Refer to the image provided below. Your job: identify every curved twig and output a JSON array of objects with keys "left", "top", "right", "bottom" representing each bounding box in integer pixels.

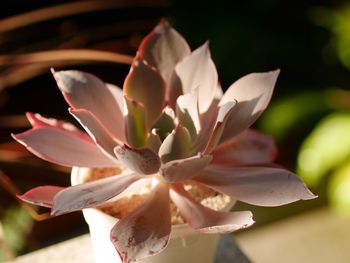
[{"left": 0, "top": 0, "right": 169, "bottom": 33}]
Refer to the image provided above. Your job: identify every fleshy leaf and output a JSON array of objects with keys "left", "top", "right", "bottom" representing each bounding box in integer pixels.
[
  {"left": 18, "top": 186, "right": 64, "bottom": 208},
  {"left": 170, "top": 42, "right": 218, "bottom": 113},
  {"left": 146, "top": 129, "right": 162, "bottom": 153},
  {"left": 170, "top": 184, "right": 254, "bottom": 233},
  {"left": 204, "top": 101, "right": 236, "bottom": 154},
  {"left": 219, "top": 70, "right": 280, "bottom": 142},
  {"left": 114, "top": 145, "right": 160, "bottom": 175},
  {"left": 124, "top": 60, "right": 165, "bottom": 128},
  {"left": 70, "top": 108, "right": 120, "bottom": 159},
  {"left": 176, "top": 91, "right": 201, "bottom": 139},
  {"left": 106, "top": 83, "right": 124, "bottom": 116},
  {"left": 160, "top": 154, "right": 212, "bottom": 182},
  {"left": 12, "top": 114, "right": 117, "bottom": 167},
  {"left": 158, "top": 125, "right": 191, "bottom": 163},
  {"left": 138, "top": 20, "right": 191, "bottom": 87},
  {"left": 25, "top": 112, "right": 91, "bottom": 140},
  {"left": 52, "top": 69, "right": 125, "bottom": 141},
  {"left": 123, "top": 96, "right": 147, "bottom": 148},
  {"left": 52, "top": 172, "right": 142, "bottom": 216},
  {"left": 194, "top": 166, "right": 317, "bottom": 206},
  {"left": 212, "top": 129, "right": 277, "bottom": 165},
  {"left": 190, "top": 89, "right": 222, "bottom": 153},
  {"left": 107, "top": 178, "right": 154, "bottom": 203},
  {"left": 110, "top": 179, "right": 171, "bottom": 263},
  {"left": 152, "top": 106, "right": 176, "bottom": 141}
]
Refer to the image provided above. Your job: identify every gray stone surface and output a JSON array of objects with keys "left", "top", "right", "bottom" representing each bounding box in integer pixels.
[
  {"left": 236, "top": 208, "right": 350, "bottom": 263},
  {"left": 9, "top": 208, "right": 349, "bottom": 263},
  {"left": 215, "top": 235, "right": 251, "bottom": 263},
  {"left": 7, "top": 234, "right": 248, "bottom": 263}
]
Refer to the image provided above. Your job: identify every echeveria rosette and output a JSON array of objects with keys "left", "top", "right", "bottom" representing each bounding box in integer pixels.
[{"left": 12, "top": 20, "right": 316, "bottom": 263}]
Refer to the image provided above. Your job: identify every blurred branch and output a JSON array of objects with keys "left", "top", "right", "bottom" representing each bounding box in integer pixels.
[
  {"left": 0, "top": 49, "right": 133, "bottom": 66},
  {"left": 0, "top": 49, "right": 133, "bottom": 90},
  {"left": 0, "top": 115, "right": 30, "bottom": 129},
  {"left": 0, "top": 171, "right": 51, "bottom": 221},
  {"left": 0, "top": 0, "right": 170, "bottom": 33},
  {"left": 0, "top": 142, "right": 31, "bottom": 161}
]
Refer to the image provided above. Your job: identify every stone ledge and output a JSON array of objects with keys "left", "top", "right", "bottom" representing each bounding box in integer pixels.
[
  {"left": 10, "top": 208, "right": 348, "bottom": 263},
  {"left": 7, "top": 234, "right": 250, "bottom": 263},
  {"left": 236, "top": 208, "right": 350, "bottom": 263}
]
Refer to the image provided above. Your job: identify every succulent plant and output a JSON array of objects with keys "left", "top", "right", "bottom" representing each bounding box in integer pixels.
[{"left": 12, "top": 20, "right": 316, "bottom": 263}]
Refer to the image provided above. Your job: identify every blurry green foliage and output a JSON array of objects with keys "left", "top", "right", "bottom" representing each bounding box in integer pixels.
[
  {"left": 297, "top": 113, "right": 350, "bottom": 187},
  {"left": 313, "top": 4, "right": 350, "bottom": 69},
  {"left": 259, "top": 91, "right": 329, "bottom": 142},
  {"left": 0, "top": 206, "right": 34, "bottom": 261},
  {"left": 329, "top": 162, "right": 350, "bottom": 216}
]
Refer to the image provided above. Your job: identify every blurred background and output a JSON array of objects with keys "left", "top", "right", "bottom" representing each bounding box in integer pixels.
[{"left": 0, "top": 0, "right": 350, "bottom": 262}]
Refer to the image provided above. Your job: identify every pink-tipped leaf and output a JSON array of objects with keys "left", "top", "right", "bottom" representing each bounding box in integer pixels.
[
  {"left": 70, "top": 108, "right": 120, "bottom": 159},
  {"left": 170, "top": 184, "right": 254, "bottom": 233},
  {"left": 158, "top": 125, "right": 191, "bottom": 163},
  {"left": 160, "top": 154, "right": 212, "bottom": 182},
  {"left": 138, "top": 20, "right": 191, "bottom": 87},
  {"left": 52, "top": 69, "right": 125, "bottom": 142},
  {"left": 52, "top": 172, "right": 142, "bottom": 216},
  {"left": 110, "top": 179, "right": 171, "bottom": 263},
  {"left": 212, "top": 129, "right": 277, "bottom": 165},
  {"left": 114, "top": 145, "right": 160, "bottom": 175},
  {"left": 12, "top": 114, "right": 117, "bottom": 167},
  {"left": 203, "top": 101, "right": 236, "bottom": 154},
  {"left": 176, "top": 91, "right": 201, "bottom": 139},
  {"left": 18, "top": 186, "right": 64, "bottom": 208},
  {"left": 219, "top": 70, "right": 280, "bottom": 142},
  {"left": 194, "top": 166, "right": 317, "bottom": 206},
  {"left": 146, "top": 129, "right": 162, "bottom": 153},
  {"left": 170, "top": 42, "right": 218, "bottom": 113},
  {"left": 123, "top": 96, "right": 147, "bottom": 148},
  {"left": 124, "top": 60, "right": 165, "bottom": 128}
]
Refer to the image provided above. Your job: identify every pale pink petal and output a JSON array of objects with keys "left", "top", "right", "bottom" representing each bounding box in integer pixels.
[
  {"left": 12, "top": 125, "right": 116, "bottom": 168},
  {"left": 170, "top": 184, "right": 254, "bottom": 233},
  {"left": 110, "top": 179, "right": 171, "bottom": 263},
  {"left": 158, "top": 125, "right": 191, "bottom": 163},
  {"left": 18, "top": 186, "right": 64, "bottom": 208},
  {"left": 219, "top": 70, "right": 280, "bottom": 142},
  {"left": 193, "top": 166, "right": 317, "bottom": 206},
  {"left": 212, "top": 129, "right": 277, "bottom": 165},
  {"left": 114, "top": 145, "right": 160, "bottom": 175},
  {"left": 160, "top": 154, "right": 212, "bottom": 182},
  {"left": 70, "top": 108, "right": 120, "bottom": 159},
  {"left": 176, "top": 91, "right": 201, "bottom": 138},
  {"left": 170, "top": 42, "right": 218, "bottom": 113},
  {"left": 138, "top": 20, "right": 191, "bottom": 88},
  {"left": 203, "top": 101, "right": 236, "bottom": 154},
  {"left": 124, "top": 60, "right": 165, "bottom": 128},
  {"left": 52, "top": 69, "right": 124, "bottom": 141},
  {"left": 123, "top": 96, "right": 147, "bottom": 148},
  {"left": 52, "top": 172, "right": 142, "bottom": 216}
]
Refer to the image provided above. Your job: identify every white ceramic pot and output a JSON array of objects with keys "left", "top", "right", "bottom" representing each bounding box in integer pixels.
[{"left": 71, "top": 167, "right": 234, "bottom": 263}]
